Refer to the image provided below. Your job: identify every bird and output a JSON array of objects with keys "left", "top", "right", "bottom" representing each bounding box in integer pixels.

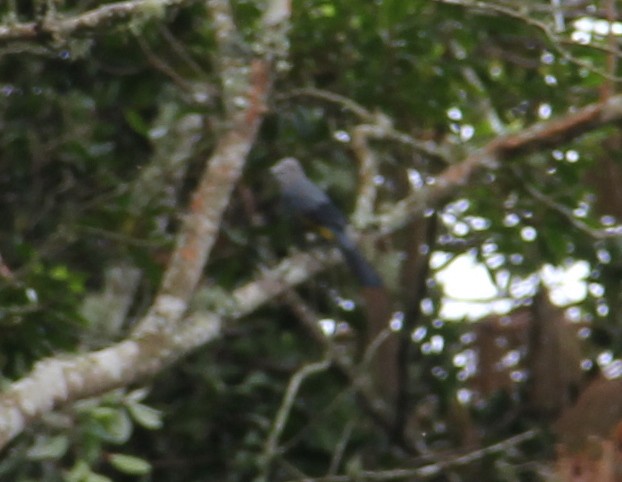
[{"left": 270, "top": 157, "right": 383, "bottom": 287}]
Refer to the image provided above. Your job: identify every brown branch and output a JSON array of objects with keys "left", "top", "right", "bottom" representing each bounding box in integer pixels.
[
  {"left": 380, "top": 94, "right": 622, "bottom": 233},
  {"left": 282, "top": 88, "right": 376, "bottom": 121},
  {"left": 449, "top": 39, "right": 505, "bottom": 135},
  {"left": 0, "top": 333, "right": 186, "bottom": 450},
  {"left": 550, "top": 0, "right": 565, "bottom": 32},
  {"left": 0, "top": 0, "right": 194, "bottom": 42},
  {"left": 159, "top": 26, "right": 208, "bottom": 78},
  {"left": 0, "top": 242, "right": 320, "bottom": 449},
  {"left": 0, "top": 251, "right": 14, "bottom": 279},
  {"left": 132, "top": 0, "right": 274, "bottom": 336},
  {"left": 135, "top": 33, "right": 195, "bottom": 93}
]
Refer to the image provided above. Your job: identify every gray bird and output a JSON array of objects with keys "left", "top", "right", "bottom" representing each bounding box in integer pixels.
[{"left": 271, "top": 157, "right": 383, "bottom": 287}]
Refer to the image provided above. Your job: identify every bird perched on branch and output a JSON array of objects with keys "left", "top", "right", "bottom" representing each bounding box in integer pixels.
[{"left": 270, "top": 157, "right": 383, "bottom": 287}]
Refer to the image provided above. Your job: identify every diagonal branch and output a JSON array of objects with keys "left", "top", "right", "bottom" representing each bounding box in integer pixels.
[
  {"left": 260, "top": 359, "right": 332, "bottom": 478},
  {"left": 132, "top": 0, "right": 275, "bottom": 336},
  {"left": 380, "top": 94, "right": 622, "bottom": 233},
  {"left": 0, "top": 240, "right": 330, "bottom": 451},
  {"left": 283, "top": 87, "right": 449, "bottom": 163}
]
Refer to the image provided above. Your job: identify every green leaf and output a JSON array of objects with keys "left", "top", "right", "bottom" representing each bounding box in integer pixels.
[
  {"left": 90, "top": 407, "right": 133, "bottom": 444},
  {"left": 127, "top": 402, "right": 163, "bottom": 430},
  {"left": 124, "top": 109, "right": 150, "bottom": 136},
  {"left": 108, "top": 453, "right": 152, "bottom": 475},
  {"left": 65, "top": 461, "right": 114, "bottom": 482},
  {"left": 317, "top": 3, "right": 336, "bottom": 17},
  {"left": 26, "top": 435, "right": 68, "bottom": 460}
]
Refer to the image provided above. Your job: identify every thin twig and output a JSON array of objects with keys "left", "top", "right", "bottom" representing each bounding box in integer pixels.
[
  {"left": 261, "top": 359, "right": 332, "bottom": 476},
  {"left": 284, "top": 430, "right": 539, "bottom": 481},
  {"left": 75, "top": 224, "right": 168, "bottom": 247},
  {"left": 159, "top": 25, "right": 208, "bottom": 77},
  {"left": 328, "top": 420, "right": 355, "bottom": 475},
  {"left": 283, "top": 87, "right": 449, "bottom": 163},
  {"left": 135, "top": 33, "right": 195, "bottom": 93},
  {"left": 276, "top": 290, "right": 402, "bottom": 452},
  {"left": 449, "top": 40, "right": 505, "bottom": 135},
  {"left": 523, "top": 183, "right": 622, "bottom": 240},
  {"left": 283, "top": 87, "right": 375, "bottom": 120}
]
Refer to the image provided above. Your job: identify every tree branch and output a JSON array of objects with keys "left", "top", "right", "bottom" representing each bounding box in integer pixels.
[
  {"left": 283, "top": 87, "right": 449, "bottom": 163},
  {"left": 283, "top": 430, "right": 538, "bottom": 481},
  {"left": 0, "top": 245, "right": 319, "bottom": 450},
  {"left": 380, "top": 94, "right": 622, "bottom": 233},
  {"left": 260, "top": 359, "right": 332, "bottom": 478},
  {"left": 132, "top": 0, "right": 277, "bottom": 336},
  {"left": 0, "top": 0, "right": 195, "bottom": 42}
]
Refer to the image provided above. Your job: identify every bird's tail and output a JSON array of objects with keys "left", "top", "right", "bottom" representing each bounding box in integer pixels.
[{"left": 334, "top": 231, "right": 383, "bottom": 287}]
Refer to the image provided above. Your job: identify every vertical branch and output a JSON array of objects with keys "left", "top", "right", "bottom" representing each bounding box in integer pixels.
[
  {"left": 350, "top": 118, "right": 401, "bottom": 419},
  {"left": 351, "top": 124, "right": 381, "bottom": 226}
]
